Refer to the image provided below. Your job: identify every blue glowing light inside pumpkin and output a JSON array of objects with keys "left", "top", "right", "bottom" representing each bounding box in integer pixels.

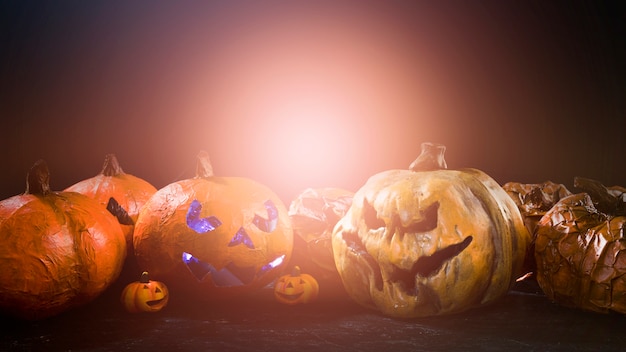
[
  {"left": 258, "top": 254, "right": 285, "bottom": 276},
  {"left": 228, "top": 227, "right": 255, "bottom": 249},
  {"left": 253, "top": 200, "right": 278, "bottom": 232},
  {"left": 186, "top": 200, "right": 222, "bottom": 233}
]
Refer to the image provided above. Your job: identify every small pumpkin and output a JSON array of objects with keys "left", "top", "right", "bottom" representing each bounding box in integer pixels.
[
  {"left": 0, "top": 160, "right": 126, "bottom": 320},
  {"left": 133, "top": 151, "right": 293, "bottom": 299},
  {"left": 534, "top": 177, "right": 626, "bottom": 314},
  {"left": 121, "top": 272, "right": 169, "bottom": 313},
  {"left": 288, "top": 187, "right": 353, "bottom": 281},
  {"left": 332, "top": 142, "right": 531, "bottom": 318},
  {"left": 64, "top": 154, "right": 157, "bottom": 253},
  {"left": 274, "top": 266, "right": 319, "bottom": 305}
]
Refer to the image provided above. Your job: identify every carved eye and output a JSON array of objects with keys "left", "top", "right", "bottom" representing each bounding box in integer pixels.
[
  {"left": 363, "top": 199, "right": 385, "bottom": 230},
  {"left": 186, "top": 200, "right": 222, "bottom": 233}
]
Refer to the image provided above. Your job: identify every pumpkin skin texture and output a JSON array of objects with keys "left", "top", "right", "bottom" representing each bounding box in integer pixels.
[
  {"left": 133, "top": 151, "right": 293, "bottom": 299},
  {"left": 288, "top": 188, "right": 353, "bottom": 282},
  {"left": 64, "top": 154, "right": 158, "bottom": 253},
  {"left": 121, "top": 272, "right": 169, "bottom": 313},
  {"left": 332, "top": 143, "right": 531, "bottom": 318},
  {"left": 534, "top": 177, "right": 626, "bottom": 314},
  {"left": 274, "top": 266, "right": 319, "bottom": 305},
  {"left": 0, "top": 160, "right": 127, "bottom": 320}
]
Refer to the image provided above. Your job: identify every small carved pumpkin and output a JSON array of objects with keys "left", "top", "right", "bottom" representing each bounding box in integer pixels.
[
  {"left": 534, "top": 177, "right": 626, "bottom": 314},
  {"left": 121, "top": 272, "right": 169, "bottom": 313},
  {"left": 332, "top": 142, "right": 531, "bottom": 318},
  {"left": 288, "top": 187, "right": 353, "bottom": 281},
  {"left": 64, "top": 154, "right": 157, "bottom": 253},
  {"left": 0, "top": 160, "right": 126, "bottom": 320},
  {"left": 274, "top": 266, "right": 319, "bottom": 305},
  {"left": 133, "top": 151, "right": 293, "bottom": 299}
]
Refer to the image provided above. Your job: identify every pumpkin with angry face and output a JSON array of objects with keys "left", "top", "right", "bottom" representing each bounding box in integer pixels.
[
  {"left": 133, "top": 151, "right": 293, "bottom": 298},
  {"left": 332, "top": 143, "right": 531, "bottom": 318}
]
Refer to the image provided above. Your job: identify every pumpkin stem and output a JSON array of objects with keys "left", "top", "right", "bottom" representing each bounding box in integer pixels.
[
  {"left": 25, "top": 159, "right": 51, "bottom": 196},
  {"left": 140, "top": 271, "right": 150, "bottom": 283},
  {"left": 101, "top": 154, "right": 125, "bottom": 176},
  {"left": 409, "top": 142, "right": 448, "bottom": 172},
  {"left": 291, "top": 266, "right": 302, "bottom": 277},
  {"left": 574, "top": 177, "right": 626, "bottom": 216},
  {"left": 195, "top": 151, "right": 214, "bottom": 178}
]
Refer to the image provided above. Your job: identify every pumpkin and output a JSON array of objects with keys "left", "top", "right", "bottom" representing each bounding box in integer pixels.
[
  {"left": 503, "top": 181, "right": 572, "bottom": 276},
  {"left": 121, "top": 272, "right": 169, "bottom": 313},
  {"left": 64, "top": 154, "right": 157, "bottom": 253},
  {"left": 332, "top": 142, "right": 531, "bottom": 318},
  {"left": 288, "top": 187, "right": 353, "bottom": 281},
  {"left": 0, "top": 160, "right": 126, "bottom": 320},
  {"left": 534, "top": 177, "right": 626, "bottom": 314},
  {"left": 133, "top": 151, "right": 293, "bottom": 299},
  {"left": 274, "top": 266, "right": 319, "bottom": 305}
]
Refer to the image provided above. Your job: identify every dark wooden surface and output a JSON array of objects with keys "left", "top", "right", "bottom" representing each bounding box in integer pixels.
[{"left": 2, "top": 279, "right": 625, "bottom": 352}]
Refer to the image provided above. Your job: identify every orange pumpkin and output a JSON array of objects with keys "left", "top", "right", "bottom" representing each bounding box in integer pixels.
[
  {"left": 121, "top": 272, "right": 169, "bottom": 313},
  {"left": 133, "top": 151, "right": 293, "bottom": 299},
  {"left": 274, "top": 266, "right": 319, "bottom": 305},
  {"left": 332, "top": 142, "right": 531, "bottom": 318},
  {"left": 0, "top": 160, "right": 126, "bottom": 320},
  {"left": 534, "top": 177, "right": 626, "bottom": 314},
  {"left": 64, "top": 154, "right": 157, "bottom": 253}
]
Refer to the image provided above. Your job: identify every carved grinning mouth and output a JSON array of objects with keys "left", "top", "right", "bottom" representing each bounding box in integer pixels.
[
  {"left": 182, "top": 252, "right": 285, "bottom": 287},
  {"left": 344, "top": 200, "right": 473, "bottom": 295}
]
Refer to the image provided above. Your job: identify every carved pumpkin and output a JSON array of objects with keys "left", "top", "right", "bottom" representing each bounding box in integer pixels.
[
  {"left": 64, "top": 154, "right": 157, "bottom": 253},
  {"left": 288, "top": 187, "right": 353, "bottom": 281},
  {"left": 0, "top": 160, "right": 126, "bottom": 320},
  {"left": 121, "top": 272, "right": 169, "bottom": 313},
  {"left": 534, "top": 177, "right": 626, "bottom": 314},
  {"left": 332, "top": 142, "right": 531, "bottom": 318},
  {"left": 133, "top": 151, "right": 293, "bottom": 299},
  {"left": 274, "top": 266, "right": 319, "bottom": 305}
]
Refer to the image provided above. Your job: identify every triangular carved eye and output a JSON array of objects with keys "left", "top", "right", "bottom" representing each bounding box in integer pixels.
[
  {"left": 155, "top": 287, "right": 162, "bottom": 293},
  {"left": 143, "top": 285, "right": 149, "bottom": 289},
  {"left": 363, "top": 199, "right": 385, "bottom": 230}
]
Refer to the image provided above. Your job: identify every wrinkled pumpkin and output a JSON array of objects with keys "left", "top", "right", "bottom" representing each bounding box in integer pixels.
[
  {"left": 0, "top": 160, "right": 126, "bottom": 320},
  {"left": 133, "top": 151, "right": 293, "bottom": 299},
  {"left": 534, "top": 177, "right": 626, "bottom": 314},
  {"left": 332, "top": 142, "right": 531, "bottom": 318}
]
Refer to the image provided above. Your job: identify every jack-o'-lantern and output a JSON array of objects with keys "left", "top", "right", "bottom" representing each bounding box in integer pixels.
[
  {"left": 332, "top": 142, "right": 531, "bottom": 318},
  {"left": 274, "top": 266, "right": 319, "bottom": 305},
  {"left": 534, "top": 177, "right": 626, "bottom": 314},
  {"left": 288, "top": 187, "right": 353, "bottom": 281},
  {"left": 121, "top": 272, "right": 169, "bottom": 313},
  {"left": 133, "top": 151, "right": 293, "bottom": 299},
  {"left": 0, "top": 160, "right": 126, "bottom": 320},
  {"left": 65, "top": 154, "right": 157, "bottom": 254}
]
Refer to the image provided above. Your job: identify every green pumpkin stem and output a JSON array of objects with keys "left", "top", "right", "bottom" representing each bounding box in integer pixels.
[
  {"left": 140, "top": 271, "right": 150, "bottom": 284},
  {"left": 574, "top": 177, "right": 626, "bottom": 216},
  {"left": 101, "top": 154, "right": 125, "bottom": 177},
  {"left": 25, "top": 159, "right": 51, "bottom": 196},
  {"left": 291, "top": 266, "right": 302, "bottom": 277},
  {"left": 195, "top": 151, "right": 215, "bottom": 178},
  {"left": 409, "top": 142, "right": 448, "bottom": 172}
]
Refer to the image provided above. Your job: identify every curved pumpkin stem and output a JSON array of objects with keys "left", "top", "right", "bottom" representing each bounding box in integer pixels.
[
  {"left": 195, "top": 151, "right": 214, "bottom": 178},
  {"left": 25, "top": 159, "right": 51, "bottom": 196},
  {"left": 409, "top": 142, "right": 448, "bottom": 172},
  {"left": 101, "top": 154, "right": 125, "bottom": 177},
  {"left": 291, "top": 266, "right": 302, "bottom": 277},
  {"left": 140, "top": 271, "right": 150, "bottom": 284}
]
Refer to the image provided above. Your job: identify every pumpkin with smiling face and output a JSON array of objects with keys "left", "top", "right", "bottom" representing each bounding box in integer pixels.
[
  {"left": 332, "top": 143, "right": 531, "bottom": 318},
  {"left": 133, "top": 151, "right": 293, "bottom": 299},
  {"left": 121, "top": 272, "right": 169, "bottom": 313}
]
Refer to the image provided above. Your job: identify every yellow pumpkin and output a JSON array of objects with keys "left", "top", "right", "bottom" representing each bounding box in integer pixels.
[
  {"left": 120, "top": 272, "right": 169, "bottom": 313},
  {"left": 332, "top": 142, "right": 531, "bottom": 318},
  {"left": 274, "top": 266, "right": 319, "bottom": 305}
]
